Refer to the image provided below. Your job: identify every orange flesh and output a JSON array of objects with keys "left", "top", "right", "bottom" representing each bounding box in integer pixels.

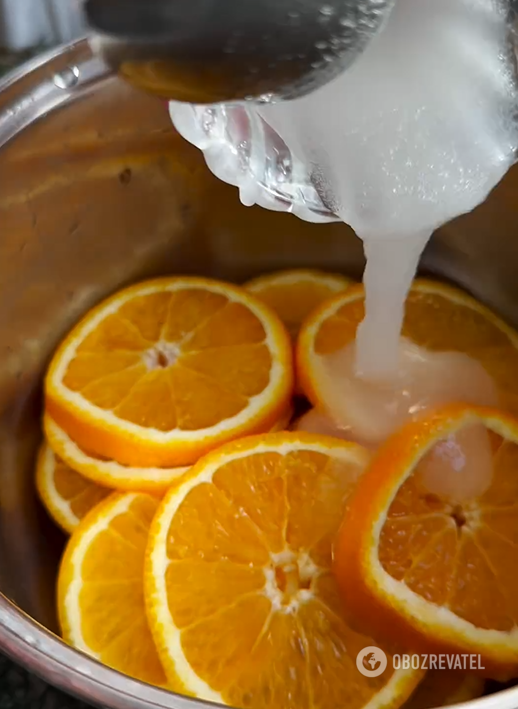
[
  {"left": 250, "top": 280, "right": 349, "bottom": 340},
  {"left": 60, "top": 494, "right": 167, "bottom": 686},
  {"left": 379, "top": 424, "right": 518, "bottom": 632},
  {"left": 62, "top": 290, "right": 272, "bottom": 431},
  {"left": 53, "top": 456, "right": 111, "bottom": 520},
  {"left": 156, "top": 444, "right": 421, "bottom": 709}
]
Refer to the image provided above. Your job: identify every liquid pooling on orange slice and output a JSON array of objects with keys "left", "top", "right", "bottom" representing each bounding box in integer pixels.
[
  {"left": 334, "top": 405, "right": 518, "bottom": 676},
  {"left": 293, "top": 407, "right": 355, "bottom": 441},
  {"left": 145, "top": 432, "right": 422, "bottom": 709},
  {"left": 46, "top": 277, "right": 293, "bottom": 467},
  {"left": 36, "top": 442, "right": 111, "bottom": 533},
  {"left": 311, "top": 337, "right": 498, "bottom": 448},
  {"left": 298, "top": 280, "right": 518, "bottom": 422},
  {"left": 58, "top": 492, "right": 167, "bottom": 686}
]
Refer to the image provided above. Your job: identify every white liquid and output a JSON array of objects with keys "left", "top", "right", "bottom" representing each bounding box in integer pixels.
[
  {"left": 313, "top": 338, "right": 498, "bottom": 446},
  {"left": 262, "top": 0, "right": 518, "bottom": 500},
  {"left": 295, "top": 339, "right": 498, "bottom": 501},
  {"left": 416, "top": 423, "right": 495, "bottom": 502}
]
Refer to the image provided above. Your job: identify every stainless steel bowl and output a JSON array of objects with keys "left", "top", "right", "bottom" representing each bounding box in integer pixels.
[{"left": 2, "top": 37, "right": 518, "bottom": 709}]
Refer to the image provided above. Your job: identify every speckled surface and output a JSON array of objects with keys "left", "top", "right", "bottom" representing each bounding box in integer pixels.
[
  {"left": 0, "top": 45, "right": 50, "bottom": 78},
  {"left": 0, "top": 653, "right": 92, "bottom": 709}
]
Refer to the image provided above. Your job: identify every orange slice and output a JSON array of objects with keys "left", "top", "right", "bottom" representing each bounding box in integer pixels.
[
  {"left": 44, "top": 407, "right": 293, "bottom": 493},
  {"left": 297, "top": 279, "right": 518, "bottom": 417},
  {"left": 334, "top": 405, "right": 518, "bottom": 677},
  {"left": 58, "top": 492, "right": 167, "bottom": 686},
  {"left": 145, "top": 432, "right": 422, "bottom": 709},
  {"left": 246, "top": 269, "right": 352, "bottom": 340},
  {"left": 45, "top": 277, "right": 293, "bottom": 467},
  {"left": 404, "top": 672, "right": 484, "bottom": 709},
  {"left": 44, "top": 414, "right": 191, "bottom": 493},
  {"left": 36, "top": 442, "right": 110, "bottom": 533}
]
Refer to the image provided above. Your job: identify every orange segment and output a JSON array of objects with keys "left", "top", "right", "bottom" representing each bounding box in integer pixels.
[
  {"left": 403, "top": 672, "right": 484, "bottom": 709},
  {"left": 45, "top": 277, "right": 293, "bottom": 467},
  {"left": 182, "top": 301, "right": 267, "bottom": 350},
  {"left": 63, "top": 352, "right": 142, "bottom": 392},
  {"left": 245, "top": 269, "right": 352, "bottom": 340},
  {"left": 169, "top": 365, "right": 248, "bottom": 430},
  {"left": 179, "top": 344, "right": 272, "bottom": 398},
  {"left": 334, "top": 404, "right": 518, "bottom": 677},
  {"left": 36, "top": 442, "right": 110, "bottom": 533},
  {"left": 58, "top": 492, "right": 167, "bottom": 686},
  {"left": 297, "top": 279, "right": 518, "bottom": 416},
  {"left": 145, "top": 432, "right": 422, "bottom": 709},
  {"left": 160, "top": 289, "right": 228, "bottom": 343}
]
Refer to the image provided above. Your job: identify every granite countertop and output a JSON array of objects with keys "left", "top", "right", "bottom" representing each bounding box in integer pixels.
[
  {"left": 0, "top": 43, "right": 58, "bottom": 79},
  {"left": 0, "top": 655, "right": 91, "bottom": 709},
  {"left": 0, "top": 48, "right": 38, "bottom": 77}
]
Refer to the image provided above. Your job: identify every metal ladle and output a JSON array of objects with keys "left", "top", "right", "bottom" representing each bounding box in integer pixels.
[{"left": 84, "top": 0, "right": 396, "bottom": 104}]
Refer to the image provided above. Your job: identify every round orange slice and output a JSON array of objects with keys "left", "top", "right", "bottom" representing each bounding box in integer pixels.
[
  {"left": 58, "top": 492, "right": 167, "bottom": 686},
  {"left": 45, "top": 277, "right": 293, "bottom": 467},
  {"left": 404, "top": 672, "right": 484, "bottom": 709},
  {"left": 334, "top": 405, "right": 518, "bottom": 677},
  {"left": 44, "top": 414, "right": 191, "bottom": 493},
  {"left": 145, "top": 431, "right": 423, "bottom": 709},
  {"left": 245, "top": 269, "right": 352, "bottom": 341},
  {"left": 36, "top": 442, "right": 110, "bottom": 534},
  {"left": 297, "top": 279, "right": 518, "bottom": 417}
]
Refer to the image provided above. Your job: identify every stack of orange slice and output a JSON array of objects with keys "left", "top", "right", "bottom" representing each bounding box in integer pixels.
[
  {"left": 58, "top": 431, "right": 428, "bottom": 708},
  {"left": 42, "top": 272, "right": 518, "bottom": 708},
  {"left": 38, "top": 275, "right": 295, "bottom": 531},
  {"left": 36, "top": 443, "right": 111, "bottom": 534},
  {"left": 45, "top": 276, "right": 294, "bottom": 467}
]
